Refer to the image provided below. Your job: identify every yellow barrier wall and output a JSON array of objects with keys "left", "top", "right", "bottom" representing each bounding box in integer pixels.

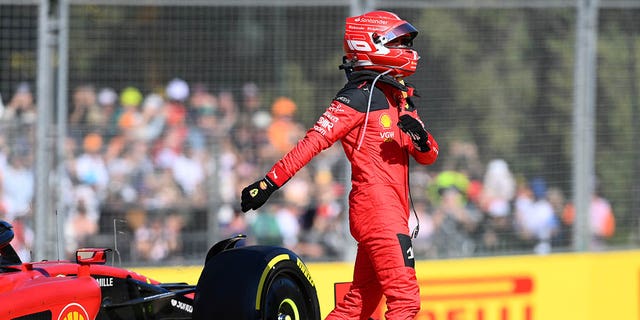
[{"left": 133, "top": 250, "right": 640, "bottom": 320}]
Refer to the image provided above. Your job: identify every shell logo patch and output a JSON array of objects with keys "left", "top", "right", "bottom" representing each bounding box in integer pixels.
[
  {"left": 379, "top": 113, "right": 392, "bottom": 129},
  {"left": 379, "top": 113, "right": 394, "bottom": 142},
  {"left": 58, "top": 303, "right": 89, "bottom": 320}
]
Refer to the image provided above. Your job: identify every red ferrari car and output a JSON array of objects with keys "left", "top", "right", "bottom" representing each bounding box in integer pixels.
[{"left": 0, "top": 220, "right": 320, "bottom": 320}]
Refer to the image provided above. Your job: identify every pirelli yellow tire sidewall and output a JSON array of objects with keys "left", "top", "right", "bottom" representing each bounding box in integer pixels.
[{"left": 192, "top": 246, "right": 320, "bottom": 320}]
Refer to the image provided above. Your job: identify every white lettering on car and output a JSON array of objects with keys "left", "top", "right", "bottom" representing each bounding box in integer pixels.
[
  {"left": 171, "top": 299, "right": 193, "bottom": 313},
  {"left": 97, "top": 277, "right": 114, "bottom": 287}
]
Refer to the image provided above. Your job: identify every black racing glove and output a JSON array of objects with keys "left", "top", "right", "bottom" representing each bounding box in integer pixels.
[
  {"left": 241, "top": 177, "right": 278, "bottom": 212},
  {"left": 398, "top": 114, "right": 431, "bottom": 152}
]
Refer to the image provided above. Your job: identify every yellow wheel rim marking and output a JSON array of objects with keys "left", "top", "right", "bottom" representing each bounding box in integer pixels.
[{"left": 279, "top": 298, "right": 300, "bottom": 320}]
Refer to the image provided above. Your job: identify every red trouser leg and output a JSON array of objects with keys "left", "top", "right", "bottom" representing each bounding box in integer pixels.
[
  {"left": 326, "top": 234, "right": 420, "bottom": 320},
  {"left": 325, "top": 245, "right": 382, "bottom": 320},
  {"left": 328, "top": 186, "right": 420, "bottom": 320},
  {"left": 366, "top": 231, "right": 420, "bottom": 320}
]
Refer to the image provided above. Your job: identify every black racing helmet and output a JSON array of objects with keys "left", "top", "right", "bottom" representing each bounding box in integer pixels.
[{"left": 0, "top": 221, "right": 14, "bottom": 249}]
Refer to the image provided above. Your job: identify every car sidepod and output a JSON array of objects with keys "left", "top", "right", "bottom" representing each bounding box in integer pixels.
[{"left": 0, "top": 271, "right": 101, "bottom": 320}]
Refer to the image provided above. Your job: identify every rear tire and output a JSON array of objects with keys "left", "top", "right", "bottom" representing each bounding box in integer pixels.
[{"left": 192, "top": 246, "right": 320, "bottom": 320}]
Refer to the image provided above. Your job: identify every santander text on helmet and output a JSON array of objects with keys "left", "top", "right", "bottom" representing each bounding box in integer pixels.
[{"left": 354, "top": 17, "right": 389, "bottom": 25}]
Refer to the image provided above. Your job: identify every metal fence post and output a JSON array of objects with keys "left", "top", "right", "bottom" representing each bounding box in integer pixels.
[
  {"left": 55, "top": 0, "right": 69, "bottom": 260},
  {"left": 572, "top": 0, "right": 599, "bottom": 252},
  {"left": 35, "top": 0, "right": 55, "bottom": 261}
]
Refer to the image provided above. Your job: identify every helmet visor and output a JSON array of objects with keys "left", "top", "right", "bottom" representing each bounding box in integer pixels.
[{"left": 383, "top": 22, "right": 418, "bottom": 47}]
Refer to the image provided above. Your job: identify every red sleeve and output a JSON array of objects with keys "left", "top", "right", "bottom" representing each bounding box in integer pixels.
[{"left": 266, "top": 100, "right": 361, "bottom": 187}]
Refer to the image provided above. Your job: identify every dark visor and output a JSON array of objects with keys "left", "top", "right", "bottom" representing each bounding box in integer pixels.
[{"left": 383, "top": 22, "right": 418, "bottom": 44}]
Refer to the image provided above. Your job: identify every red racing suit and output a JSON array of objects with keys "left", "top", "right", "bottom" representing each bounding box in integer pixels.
[{"left": 266, "top": 71, "right": 439, "bottom": 320}]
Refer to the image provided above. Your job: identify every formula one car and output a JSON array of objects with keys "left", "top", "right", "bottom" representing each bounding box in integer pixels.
[{"left": 0, "top": 220, "right": 320, "bottom": 320}]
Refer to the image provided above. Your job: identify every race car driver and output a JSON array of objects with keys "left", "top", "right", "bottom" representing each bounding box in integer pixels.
[{"left": 241, "top": 10, "right": 439, "bottom": 320}]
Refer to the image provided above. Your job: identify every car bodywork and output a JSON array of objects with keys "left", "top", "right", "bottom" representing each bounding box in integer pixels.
[{"left": 0, "top": 220, "right": 320, "bottom": 320}]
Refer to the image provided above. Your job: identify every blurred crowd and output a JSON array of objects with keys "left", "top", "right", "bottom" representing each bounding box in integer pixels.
[{"left": 0, "top": 79, "right": 616, "bottom": 263}]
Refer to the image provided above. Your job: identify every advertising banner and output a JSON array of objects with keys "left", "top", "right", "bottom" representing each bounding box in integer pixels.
[{"left": 310, "top": 251, "right": 640, "bottom": 320}]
